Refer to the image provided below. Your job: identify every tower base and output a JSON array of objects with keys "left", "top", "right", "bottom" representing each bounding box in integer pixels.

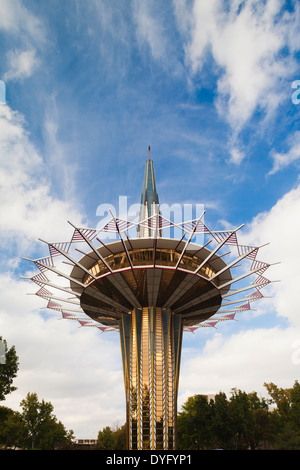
[{"left": 119, "top": 308, "right": 183, "bottom": 450}]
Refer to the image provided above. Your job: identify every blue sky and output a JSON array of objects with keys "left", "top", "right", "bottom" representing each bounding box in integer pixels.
[{"left": 1, "top": 0, "right": 300, "bottom": 439}]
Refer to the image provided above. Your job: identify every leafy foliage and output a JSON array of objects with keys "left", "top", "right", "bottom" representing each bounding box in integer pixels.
[
  {"left": 1, "top": 335, "right": 299, "bottom": 450},
  {"left": 97, "top": 423, "right": 127, "bottom": 450},
  {"left": 177, "top": 381, "right": 300, "bottom": 450},
  {"left": 0, "top": 393, "right": 74, "bottom": 449},
  {"left": 19, "top": 392, "right": 73, "bottom": 449}
]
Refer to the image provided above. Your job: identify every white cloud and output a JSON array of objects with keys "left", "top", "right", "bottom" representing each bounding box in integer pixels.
[
  {"left": 0, "top": 0, "right": 44, "bottom": 43},
  {"left": 179, "top": 325, "right": 298, "bottom": 404},
  {"left": 4, "top": 49, "right": 39, "bottom": 81},
  {"left": 0, "top": 273, "right": 124, "bottom": 438},
  {"left": 241, "top": 182, "right": 300, "bottom": 328},
  {"left": 179, "top": 182, "right": 300, "bottom": 405},
  {"left": 43, "top": 95, "right": 80, "bottom": 203},
  {"left": 133, "top": 0, "right": 168, "bottom": 61},
  {"left": 0, "top": 100, "right": 124, "bottom": 438},
  {"left": 132, "top": 0, "right": 185, "bottom": 77},
  {"left": 228, "top": 146, "right": 245, "bottom": 165},
  {"left": 3, "top": 135, "right": 299, "bottom": 436},
  {"left": 269, "top": 131, "right": 300, "bottom": 175},
  {"left": 179, "top": 0, "right": 300, "bottom": 131},
  {"left": 0, "top": 105, "right": 85, "bottom": 256},
  {"left": 0, "top": 0, "right": 45, "bottom": 83},
  {"left": 1, "top": 0, "right": 300, "bottom": 439}
]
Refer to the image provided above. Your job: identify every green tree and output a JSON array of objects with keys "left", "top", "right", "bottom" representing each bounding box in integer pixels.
[
  {"left": 265, "top": 381, "right": 300, "bottom": 450},
  {"left": 264, "top": 382, "right": 291, "bottom": 421},
  {"left": 0, "top": 337, "right": 19, "bottom": 401},
  {"left": 290, "top": 380, "right": 300, "bottom": 430},
  {"left": 98, "top": 426, "right": 115, "bottom": 449},
  {"left": 246, "top": 392, "right": 271, "bottom": 449},
  {"left": 176, "top": 382, "right": 300, "bottom": 450},
  {"left": 37, "top": 418, "right": 73, "bottom": 450},
  {"left": 248, "top": 391, "right": 269, "bottom": 411},
  {"left": 112, "top": 423, "right": 127, "bottom": 450},
  {"left": 177, "top": 394, "right": 214, "bottom": 449},
  {"left": 0, "top": 406, "right": 26, "bottom": 449},
  {"left": 97, "top": 423, "right": 127, "bottom": 450},
  {"left": 229, "top": 388, "right": 254, "bottom": 449},
  {"left": 19, "top": 392, "right": 72, "bottom": 449},
  {"left": 211, "top": 392, "right": 233, "bottom": 449},
  {"left": 272, "top": 422, "right": 300, "bottom": 450}
]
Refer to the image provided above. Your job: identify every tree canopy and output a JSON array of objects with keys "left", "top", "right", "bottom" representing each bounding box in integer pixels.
[
  {"left": 97, "top": 424, "right": 127, "bottom": 450},
  {"left": 0, "top": 393, "right": 74, "bottom": 449},
  {"left": 1, "top": 334, "right": 299, "bottom": 450},
  {"left": 177, "top": 381, "right": 300, "bottom": 450}
]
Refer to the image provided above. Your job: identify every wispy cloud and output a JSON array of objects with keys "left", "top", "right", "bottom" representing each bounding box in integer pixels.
[
  {"left": 1, "top": 0, "right": 299, "bottom": 439},
  {"left": 269, "top": 131, "right": 300, "bottom": 175},
  {"left": 133, "top": 0, "right": 169, "bottom": 61},
  {"left": 180, "top": 179, "right": 300, "bottom": 401},
  {"left": 0, "top": 272, "right": 124, "bottom": 438},
  {"left": 4, "top": 48, "right": 39, "bottom": 81},
  {"left": 240, "top": 181, "right": 300, "bottom": 327},
  {"left": 0, "top": 0, "right": 44, "bottom": 41},
  {"left": 228, "top": 145, "right": 246, "bottom": 165},
  {"left": 0, "top": 0, "right": 46, "bottom": 83},
  {"left": 132, "top": 0, "right": 186, "bottom": 77},
  {"left": 181, "top": 0, "right": 299, "bottom": 130},
  {"left": 0, "top": 104, "right": 85, "bottom": 257},
  {"left": 180, "top": 325, "right": 297, "bottom": 403}
]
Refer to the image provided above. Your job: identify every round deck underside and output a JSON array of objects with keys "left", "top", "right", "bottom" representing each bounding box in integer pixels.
[{"left": 70, "top": 238, "right": 232, "bottom": 328}]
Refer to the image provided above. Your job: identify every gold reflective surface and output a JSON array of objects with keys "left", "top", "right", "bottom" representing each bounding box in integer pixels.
[{"left": 120, "top": 308, "right": 182, "bottom": 450}]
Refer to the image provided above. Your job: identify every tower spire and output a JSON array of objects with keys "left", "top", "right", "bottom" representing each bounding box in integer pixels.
[{"left": 137, "top": 147, "right": 161, "bottom": 238}]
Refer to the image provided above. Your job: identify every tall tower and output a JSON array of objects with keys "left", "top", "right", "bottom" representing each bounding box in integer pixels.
[
  {"left": 138, "top": 146, "right": 161, "bottom": 238},
  {"left": 24, "top": 149, "right": 273, "bottom": 450},
  {"left": 122, "top": 147, "right": 180, "bottom": 449}
]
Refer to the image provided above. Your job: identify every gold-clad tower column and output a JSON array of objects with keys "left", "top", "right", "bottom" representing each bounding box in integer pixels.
[
  {"left": 119, "top": 308, "right": 183, "bottom": 450},
  {"left": 119, "top": 150, "right": 183, "bottom": 450}
]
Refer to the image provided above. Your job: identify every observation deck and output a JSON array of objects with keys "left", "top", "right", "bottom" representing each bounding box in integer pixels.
[{"left": 70, "top": 237, "right": 232, "bottom": 329}]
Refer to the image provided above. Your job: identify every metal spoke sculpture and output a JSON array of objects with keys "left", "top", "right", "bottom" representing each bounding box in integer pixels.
[{"left": 23, "top": 151, "right": 275, "bottom": 450}]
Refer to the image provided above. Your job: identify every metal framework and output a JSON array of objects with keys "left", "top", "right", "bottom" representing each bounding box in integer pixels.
[
  {"left": 23, "top": 154, "right": 275, "bottom": 450},
  {"left": 23, "top": 211, "right": 275, "bottom": 449}
]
